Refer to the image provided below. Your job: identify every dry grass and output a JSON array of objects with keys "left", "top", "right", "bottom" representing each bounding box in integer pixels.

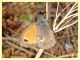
[{"left": 2, "top": 2, "right": 78, "bottom": 58}]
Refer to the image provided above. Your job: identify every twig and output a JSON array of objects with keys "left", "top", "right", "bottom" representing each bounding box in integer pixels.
[
  {"left": 2, "top": 36, "right": 20, "bottom": 42},
  {"left": 6, "top": 41, "right": 34, "bottom": 55},
  {"left": 2, "top": 36, "right": 53, "bottom": 57},
  {"left": 69, "top": 26, "right": 74, "bottom": 36},
  {"left": 58, "top": 52, "right": 76, "bottom": 57},
  {"left": 46, "top": 2, "right": 48, "bottom": 20},
  {"left": 65, "top": 28, "right": 70, "bottom": 43},
  {"left": 35, "top": 49, "right": 44, "bottom": 58},
  {"left": 26, "top": 46, "right": 53, "bottom": 57},
  {"left": 8, "top": 28, "right": 20, "bottom": 36}
]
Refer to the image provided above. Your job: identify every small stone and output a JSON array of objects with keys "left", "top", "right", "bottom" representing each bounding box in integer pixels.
[{"left": 64, "top": 43, "right": 73, "bottom": 51}]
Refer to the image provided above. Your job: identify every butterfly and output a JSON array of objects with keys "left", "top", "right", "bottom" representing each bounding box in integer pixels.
[{"left": 22, "top": 16, "right": 56, "bottom": 49}]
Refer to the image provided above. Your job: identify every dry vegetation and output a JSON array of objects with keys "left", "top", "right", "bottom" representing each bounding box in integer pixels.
[{"left": 2, "top": 2, "right": 78, "bottom": 58}]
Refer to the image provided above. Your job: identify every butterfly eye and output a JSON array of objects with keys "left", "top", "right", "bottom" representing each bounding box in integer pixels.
[{"left": 24, "top": 39, "right": 28, "bottom": 42}]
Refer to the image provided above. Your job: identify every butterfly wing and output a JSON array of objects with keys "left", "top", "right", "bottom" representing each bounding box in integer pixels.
[
  {"left": 36, "top": 17, "right": 56, "bottom": 49},
  {"left": 22, "top": 23, "right": 37, "bottom": 44}
]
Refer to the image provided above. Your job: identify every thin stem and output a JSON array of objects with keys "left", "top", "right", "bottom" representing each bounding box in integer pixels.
[
  {"left": 56, "top": 2, "right": 59, "bottom": 17},
  {"left": 46, "top": 2, "right": 48, "bottom": 20},
  {"left": 58, "top": 53, "right": 76, "bottom": 57},
  {"left": 53, "top": 2, "right": 59, "bottom": 30},
  {"left": 35, "top": 49, "right": 44, "bottom": 58},
  {"left": 73, "top": 5, "right": 78, "bottom": 10},
  {"left": 59, "top": 14, "right": 77, "bottom": 28},
  {"left": 58, "top": 13, "right": 77, "bottom": 28},
  {"left": 64, "top": 3, "right": 77, "bottom": 18},
  {"left": 53, "top": 2, "right": 72, "bottom": 31},
  {"left": 68, "top": 9, "right": 78, "bottom": 15},
  {"left": 3, "top": 37, "right": 52, "bottom": 57},
  {"left": 2, "top": 36, "right": 20, "bottom": 42},
  {"left": 54, "top": 3, "right": 77, "bottom": 31},
  {"left": 6, "top": 41, "right": 34, "bottom": 55},
  {"left": 54, "top": 20, "right": 78, "bottom": 33}
]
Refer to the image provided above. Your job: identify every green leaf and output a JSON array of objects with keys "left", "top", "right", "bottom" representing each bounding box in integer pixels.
[{"left": 23, "top": 15, "right": 31, "bottom": 23}]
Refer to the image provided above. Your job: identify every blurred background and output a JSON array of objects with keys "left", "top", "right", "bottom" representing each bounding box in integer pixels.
[{"left": 2, "top": 2, "right": 78, "bottom": 58}]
